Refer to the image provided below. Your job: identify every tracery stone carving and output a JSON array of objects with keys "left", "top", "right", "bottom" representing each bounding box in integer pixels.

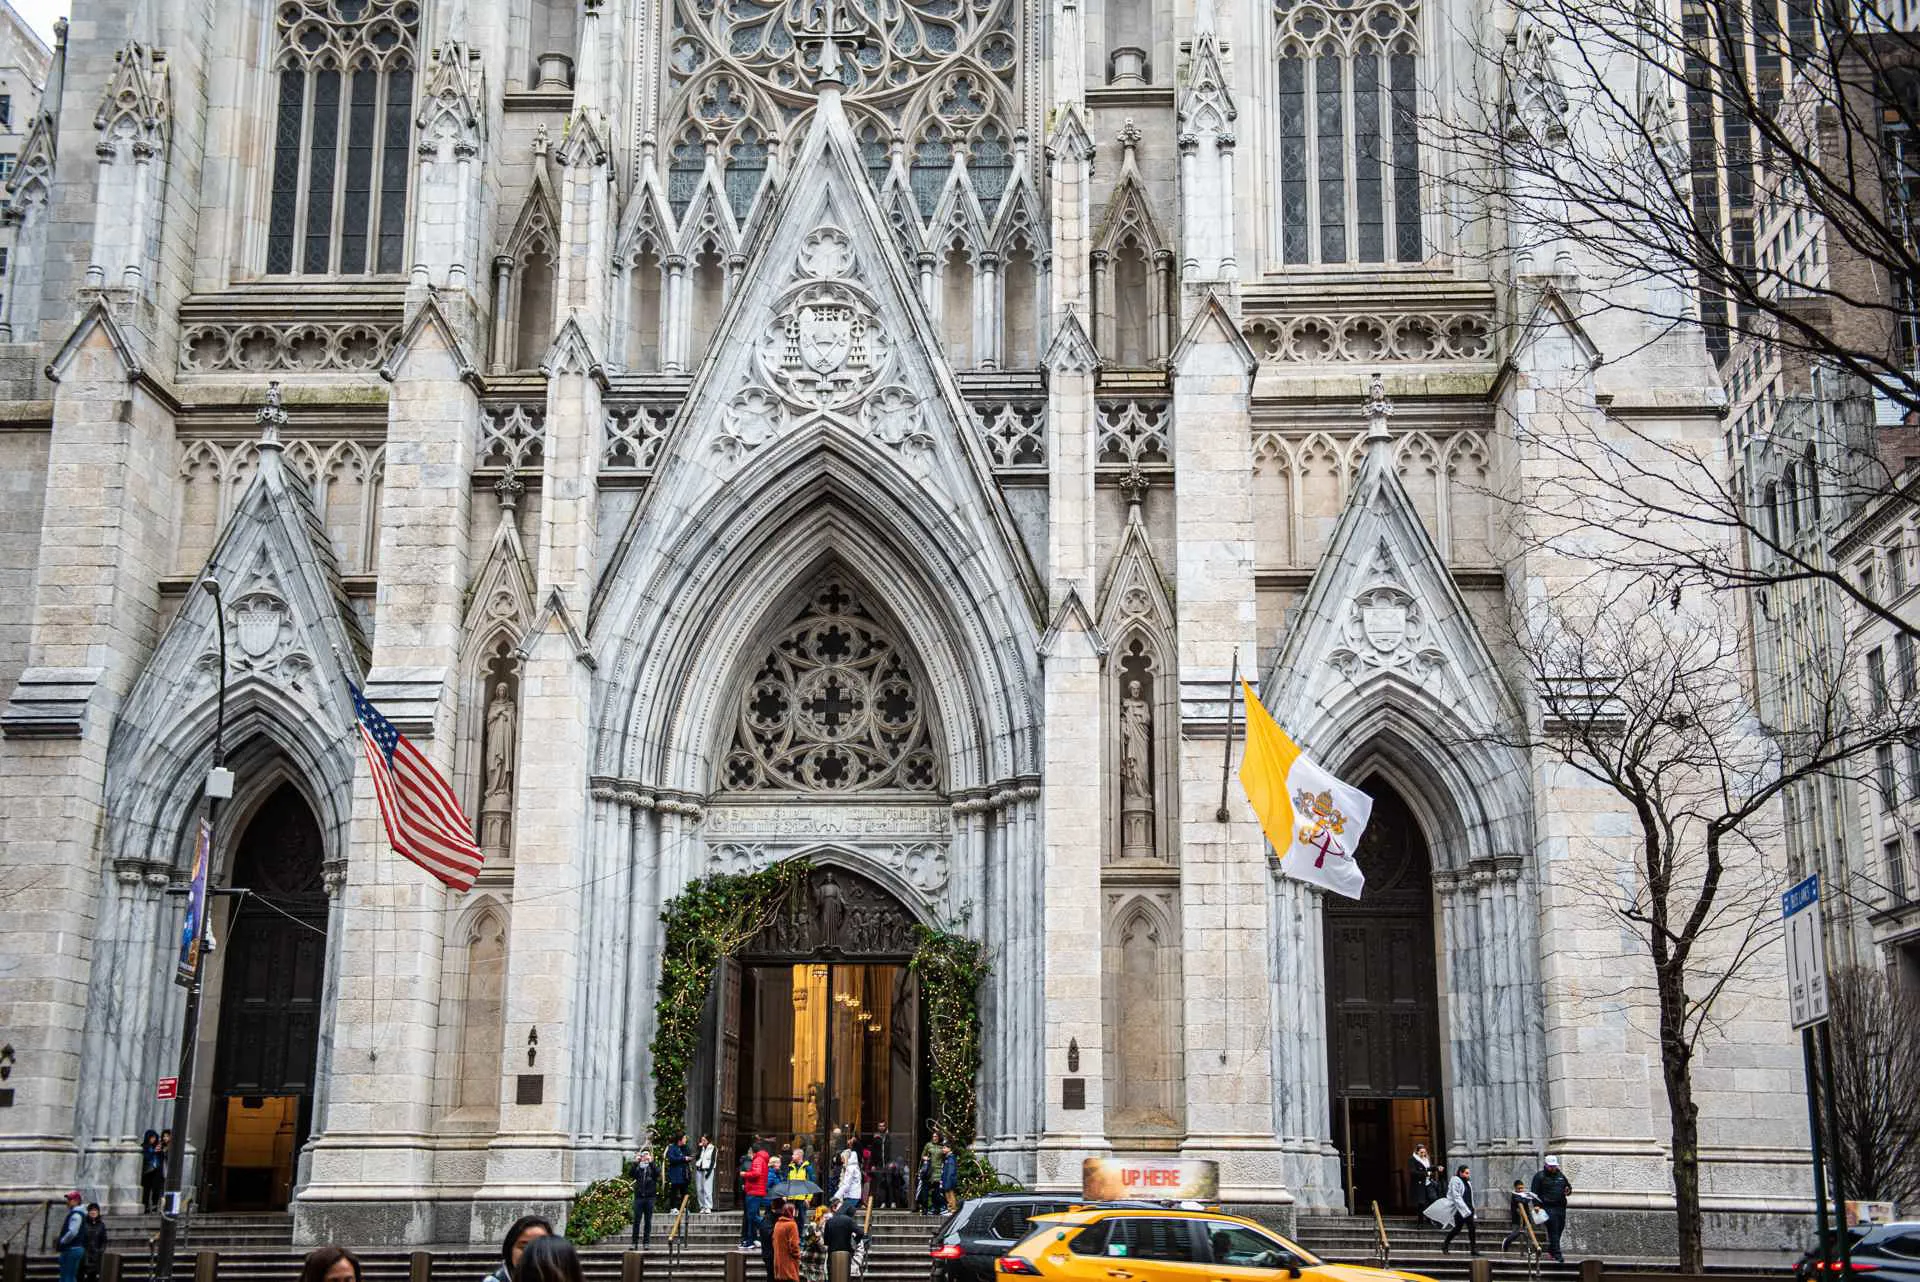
[
  {"left": 1097, "top": 398, "right": 1172, "bottom": 466},
  {"left": 180, "top": 320, "right": 401, "bottom": 374},
  {"left": 722, "top": 579, "right": 941, "bottom": 795},
  {"left": 972, "top": 400, "right": 1045, "bottom": 469},
  {"left": 1240, "top": 312, "right": 1493, "bottom": 364},
  {"left": 478, "top": 403, "right": 547, "bottom": 470},
  {"left": 663, "top": 0, "right": 1021, "bottom": 222},
  {"left": 603, "top": 402, "right": 679, "bottom": 470}
]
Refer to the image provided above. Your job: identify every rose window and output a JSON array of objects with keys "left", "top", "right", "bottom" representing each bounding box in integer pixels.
[{"left": 723, "top": 580, "right": 941, "bottom": 793}]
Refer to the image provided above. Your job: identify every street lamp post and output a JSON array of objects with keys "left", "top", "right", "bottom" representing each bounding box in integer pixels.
[{"left": 153, "top": 577, "right": 233, "bottom": 1282}]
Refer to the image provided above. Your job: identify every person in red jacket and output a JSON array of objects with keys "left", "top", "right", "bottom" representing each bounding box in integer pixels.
[{"left": 740, "top": 1142, "right": 771, "bottom": 1249}]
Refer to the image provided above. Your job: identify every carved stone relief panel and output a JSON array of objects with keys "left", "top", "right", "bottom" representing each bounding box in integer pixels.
[{"left": 737, "top": 865, "right": 922, "bottom": 960}]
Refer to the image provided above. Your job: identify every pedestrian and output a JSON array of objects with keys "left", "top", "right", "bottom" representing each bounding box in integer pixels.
[
  {"left": 801, "top": 1205, "right": 829, "bottom": 1282},
  {"left": 1502, "top": 1179, "right": 1543, "bottom": 1252},
  {"left": 77, "top": 1205, "right": 107, "bottom": 1282},
  {"left": 1441, "top": 1165, "right": 1477, "bottom": 1256},
  {"left": 789, "top": 1146, "right": 810, "bottom": 1184},
  {"left": 872, "top": 1123, "right": 897, "bottom": 1209},
  {"left": 774, "top": 1204, "right": 802, "bottom": 1282},
  {"left": 629, "top": 1148, "right": 660, "bottom": 1247},
  {"left": 939, "top": 1142, "right": 959, "bottom": 1214},
  {"left": 515, "top": 1236, "right": 586, "bottom": 1282},
  {"left": 741, "top": 1142, "right": 771, "bottom": 1248},
  {"left": 300, "top": 1246, "right": 363, "bottom": 1282},
  {"left": 484, "top": 1215, "right": 552, "bottom": 1282},
  {"left": 832, "top": 1148, "right": 862, "bottom": 1217},
  {"left": 139, "top": 1131, "right": 164, "bottom": 1214},
  {"left": 823, "top": 1200, "right": 860, "bottom": 1282},
  {"left": 919, "top": 1127, "right": 943, "bottom": 1214},
  {"left": 696, "top": 1135, "right": 717, "bottom": 1213},
  {"left": 756, "top": 1199, "right": 778, "bottom": 1282},
  {"left": 1530, "top": 1155, "right": 1573, "bottom": 1263},
  {"left": 1406, "top": 1143, "right": 1437, "bottom": 1206},
  {"left": 666, "top": 1134, "right": 691, "bottom": 1213},
  {"left": 55, "top": 1191, "right": 85, "bottom": 1282}
]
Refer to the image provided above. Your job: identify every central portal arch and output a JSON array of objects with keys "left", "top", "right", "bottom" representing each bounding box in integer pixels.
[{"left": 689, "top": 864, "right": 928, "bottom": 1204}]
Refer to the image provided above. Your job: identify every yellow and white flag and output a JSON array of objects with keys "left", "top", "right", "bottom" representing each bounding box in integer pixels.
[{"left": 1237, "top": 679, "right": 1372, "bottom": 900}]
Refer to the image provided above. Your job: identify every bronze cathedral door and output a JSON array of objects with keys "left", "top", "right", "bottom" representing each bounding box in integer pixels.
[{"left": 1322, "top": 777, "right": 1444, "bottom": 1216}]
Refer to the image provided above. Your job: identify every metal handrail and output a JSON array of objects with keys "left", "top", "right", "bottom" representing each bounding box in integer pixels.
[
  {"left": 1, "top": 1199, "right": 62, "bottom": 1256},
  {"left": 1370, "top": 1201, "right": 1391, "bottom": 1269}
]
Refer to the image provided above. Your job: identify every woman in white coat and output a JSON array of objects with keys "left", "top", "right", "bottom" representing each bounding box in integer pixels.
[
  {"left": 696, "top": 1135, "right": 717, "bottom": 1213},
  {"left": 832, "top": 1148, "right": 864, "bottom": 1216}
]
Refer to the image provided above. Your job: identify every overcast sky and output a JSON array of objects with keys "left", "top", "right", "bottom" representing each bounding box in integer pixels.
[{"left": 10, "top": 0, "right": 64, "bottom": 49}]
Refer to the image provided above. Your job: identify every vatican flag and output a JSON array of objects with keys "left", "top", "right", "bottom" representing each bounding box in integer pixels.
[{"left": 1236, "top": 679, "right": 1372, "bottom": 900}]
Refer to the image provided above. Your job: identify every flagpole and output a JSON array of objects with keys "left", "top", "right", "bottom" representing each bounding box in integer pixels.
[{"left": 1216, "top": 651, "right": 1239, "bottom": 822}]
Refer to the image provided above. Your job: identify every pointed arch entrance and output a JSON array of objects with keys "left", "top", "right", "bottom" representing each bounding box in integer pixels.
[
  {"left": 1323, "top": 774, "right": 1444, "bottom": 1215},
  {"left": 202, "top": 782, "right": 330, "bottom": 1211},
  {"left": 689, "top": 864, "right": 927, "bottom": 1206}
]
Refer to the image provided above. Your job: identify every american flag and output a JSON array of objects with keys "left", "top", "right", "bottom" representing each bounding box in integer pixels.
[{"left": 351, "top": 684, "right": 484, "bottom": 892}]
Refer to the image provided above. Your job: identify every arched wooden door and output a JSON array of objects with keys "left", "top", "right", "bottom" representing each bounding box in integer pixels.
[
  {"left": 204, "top": 783, "right": 329, "bottom": 1211},
  {"left": 1322, "top": 776, "right": 1444, "bottom": 1215}
]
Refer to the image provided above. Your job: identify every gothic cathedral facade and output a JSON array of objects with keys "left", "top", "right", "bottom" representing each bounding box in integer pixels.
[{"left": 0, "top": 0, "right": 1808, "bottom": 1253}]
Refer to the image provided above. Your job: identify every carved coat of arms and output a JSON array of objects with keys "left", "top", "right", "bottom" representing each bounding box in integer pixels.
[{"left": 798, "top": 305, "right": 854, "bottom": 374}]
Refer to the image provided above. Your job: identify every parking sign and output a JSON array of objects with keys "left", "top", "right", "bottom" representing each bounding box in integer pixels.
[{"left": 1782, "top": 874, "right": 1829, "bottom": 1029}]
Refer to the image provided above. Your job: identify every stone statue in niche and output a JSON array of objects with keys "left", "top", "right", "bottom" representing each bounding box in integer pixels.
[
  {"left": 478, "top": 663, "right": 519, "bottom": 859},
  {"left": 1119, "top": 677, "right": 1155, "bottom": 859},
  {"left": 484, "top": 683, "right": 516, "bottom": 801}
]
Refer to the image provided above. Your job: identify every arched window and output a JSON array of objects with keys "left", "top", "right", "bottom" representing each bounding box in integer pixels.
[
  {"left": 1804, "top": 442, "right": 1822, "bottom": 521},
  {"left": 1783, "top": 464, "right": 1801, "bottom": 534},
  {"left": 1273, "top": 0, "right": 1422, "bottom": 266},
  {"left": 1764, "top": 480, "right": 1781, "bottom": 544},
  {"left": 267, "top": 0, "right": 420, "bottom": 276}
]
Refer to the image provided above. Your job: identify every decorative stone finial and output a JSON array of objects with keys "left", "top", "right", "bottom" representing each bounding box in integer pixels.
[
  {"left": 256, "top": 380, "right": 288, "bottom": 452},
  {"left": 815, "top": 0, "right": 846, "bottom": 91},
  {"left": 494, "top": 463, "right": 525, "bottom": 512},
  {"left": 1363, "top": 371, "right": 1393, "bottom": 443},
  {"left": 1118, "top": 464, "right": 1150, "bottom": 517}
]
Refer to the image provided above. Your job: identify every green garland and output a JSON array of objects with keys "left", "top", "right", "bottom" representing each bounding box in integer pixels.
[
  {"left": 640, "top": 862, "right": 1018, "bottom": 1201},
  {"left": 647, "top": 857, "right": 811, "bottom": 1145},
  {"left": 565, "top": 1172, "right": 634, "bottom": 1246},
  {"left": 907, "top": 925, "right": 1023, "bottom": 1197},
  {"left": 909, "top": 924, "right": 988, "bottom": 1145}
]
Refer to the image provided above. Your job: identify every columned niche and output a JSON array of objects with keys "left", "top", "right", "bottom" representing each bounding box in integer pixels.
[{"left": 686, "top": 865, "right": 927, "bottom": 1203}]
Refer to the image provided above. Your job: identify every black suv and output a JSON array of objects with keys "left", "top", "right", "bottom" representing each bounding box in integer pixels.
[
  {"left": 1794, "top": 1223, "right": 1920, "bottom": 1282},
  {"left": 929, "top": 1194, "right": 1078, "bottom": 1282}
]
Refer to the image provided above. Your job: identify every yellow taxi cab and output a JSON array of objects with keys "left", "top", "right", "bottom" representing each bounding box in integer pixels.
[{"left": 995, "top": 1206, "right": 1437, "bottom": 1282}]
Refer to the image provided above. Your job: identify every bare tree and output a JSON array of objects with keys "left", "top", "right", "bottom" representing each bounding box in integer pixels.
[
  {"left": 1510, "top": 592, "right": 1902, "bottom": 1270},
  {"left": 1435, "top": 0, "right": 1920, "bottom": 627},
  {"left": 1824, "top": 965, "right": 1920, "bottom": 1207}
]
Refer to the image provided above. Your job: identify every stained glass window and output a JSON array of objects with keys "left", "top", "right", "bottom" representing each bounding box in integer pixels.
[
  {"left": 265, "top": 0, "right": 419, "bottom": 276},
  {"left": 1273, "top": 0, "right": 1424, "bottom": 266}
]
